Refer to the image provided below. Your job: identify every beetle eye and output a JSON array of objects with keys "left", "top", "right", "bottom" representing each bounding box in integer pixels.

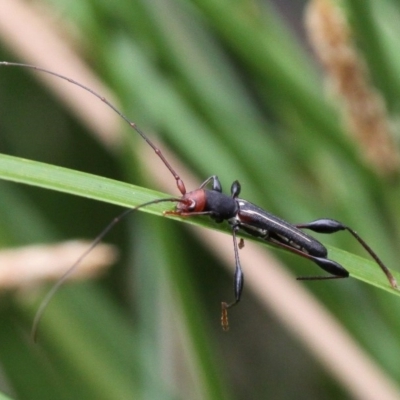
[{"left": 187, "top": 199, "right": 196, "bottom": 211}]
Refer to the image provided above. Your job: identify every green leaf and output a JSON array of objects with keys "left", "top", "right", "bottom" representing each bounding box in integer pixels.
[{"left": 1, "top": 152, "right": 398, "bottom": 295}]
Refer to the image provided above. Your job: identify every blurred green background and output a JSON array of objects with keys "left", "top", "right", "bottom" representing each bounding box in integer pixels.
[{"left": 1, "top": 0, "right": 400, "bottom": 399}]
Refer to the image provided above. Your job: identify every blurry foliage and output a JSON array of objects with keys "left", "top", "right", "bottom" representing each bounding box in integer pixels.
[{"left": 0, "top": 0, "right": 400, "bottom": 399}]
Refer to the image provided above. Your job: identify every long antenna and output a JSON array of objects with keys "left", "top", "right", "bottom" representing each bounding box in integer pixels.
[
  {"left": 0, "top": 61, "right": 190, "bottom": 339},
  {"left": 0, "top": 62, "right": 186, "bottom": 195},
  {"left": 31, "top": 197, "right": 183, "bottom": 341}
]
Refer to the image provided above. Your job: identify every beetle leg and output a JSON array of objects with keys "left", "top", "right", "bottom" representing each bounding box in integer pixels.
[
  {"left": 296, "top": 219, "right": 398, "bottom": 289},
  {"left": 221, "top": 225, "right": 244, "bottom": 331}
]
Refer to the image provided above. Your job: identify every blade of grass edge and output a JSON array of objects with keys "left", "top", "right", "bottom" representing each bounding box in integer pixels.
[{"left": 0, "top": 152, "right": 399, "bottom": 295}]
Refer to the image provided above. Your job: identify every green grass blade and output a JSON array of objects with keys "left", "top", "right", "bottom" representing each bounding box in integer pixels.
[
  {"left": 0, "top": 153, "right": 165, "bottom": 211},
  {"left": 0, "top": 152, "right": 398, "bottom": 296}
]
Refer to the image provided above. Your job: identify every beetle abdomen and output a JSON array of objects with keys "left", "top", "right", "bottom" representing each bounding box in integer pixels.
[{"left": 235, "top": 200, "right": 327, "bottom": 257}]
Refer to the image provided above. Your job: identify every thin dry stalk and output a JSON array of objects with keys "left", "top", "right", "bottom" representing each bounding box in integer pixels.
[
  {"left": 0, "top": 0, "right": 121, "bottom": 148},
  {"left": 306, "top": 0, "right": 399, "bottom": 176},
  {"left": 0, "top": 241, "right": 117, "bottom": 290}
]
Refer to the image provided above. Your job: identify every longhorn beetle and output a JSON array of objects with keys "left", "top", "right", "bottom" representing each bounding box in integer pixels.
[{"left": 1, "top": 62, "right": 398, "bottom": 335}]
